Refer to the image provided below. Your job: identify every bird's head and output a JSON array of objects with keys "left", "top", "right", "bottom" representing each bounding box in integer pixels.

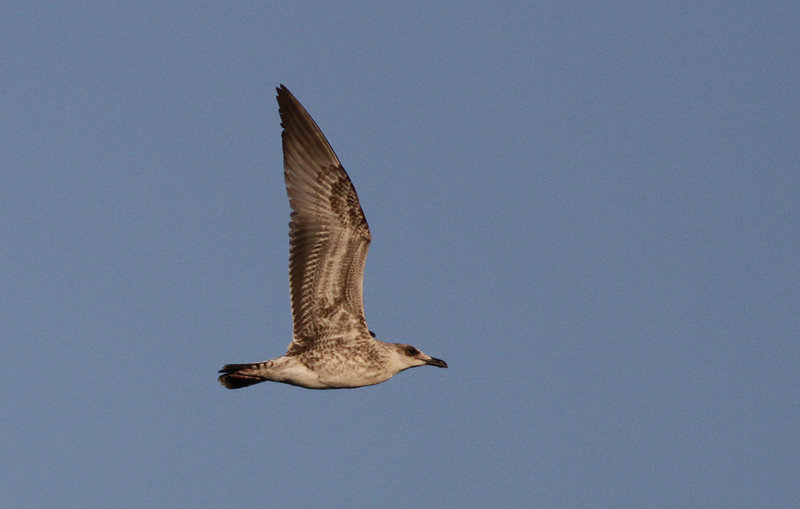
[{"left": 390, "top": 343, "right": 448, "bottom": 371}]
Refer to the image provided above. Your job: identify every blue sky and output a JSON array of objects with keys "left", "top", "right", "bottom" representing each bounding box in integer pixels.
[{"left": 3, "top": 2, "right": 798, "bottom": 507}]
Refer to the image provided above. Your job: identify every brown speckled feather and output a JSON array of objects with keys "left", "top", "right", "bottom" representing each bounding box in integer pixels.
[{"left": 276, "top": 85, "right": 373, "bottom": 355}]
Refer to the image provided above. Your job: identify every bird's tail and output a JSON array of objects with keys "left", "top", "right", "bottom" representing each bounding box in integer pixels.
[{"left": 218, "top": 362, "right": 268, "bottom": 389}]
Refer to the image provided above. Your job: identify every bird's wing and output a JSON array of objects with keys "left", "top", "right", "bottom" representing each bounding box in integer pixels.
[{"left": 276, "top": 85, "right": 372, "bottom": 354}]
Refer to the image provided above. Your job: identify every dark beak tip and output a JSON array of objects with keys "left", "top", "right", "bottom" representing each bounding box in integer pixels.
[{"left": 428, "top": 358, "right": 448, "bottom": 368}]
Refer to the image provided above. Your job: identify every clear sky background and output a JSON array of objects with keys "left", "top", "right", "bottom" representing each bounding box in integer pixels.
[{"left": 3, "top": 2, "right": 798, "bottom": 508}]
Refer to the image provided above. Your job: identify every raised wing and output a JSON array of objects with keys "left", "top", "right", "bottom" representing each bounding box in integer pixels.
[{"left": 276, "top": 85, "right": 372, "bottom": 353}]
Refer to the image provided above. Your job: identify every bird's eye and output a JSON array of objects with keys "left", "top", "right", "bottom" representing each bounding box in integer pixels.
[{"left": 405, "top": 346, "right": 419, "bottom": 356}]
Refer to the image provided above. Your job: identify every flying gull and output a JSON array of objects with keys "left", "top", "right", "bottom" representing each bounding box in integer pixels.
[{"left": 218, "top": 85, "right": 447, "bottom": 389}]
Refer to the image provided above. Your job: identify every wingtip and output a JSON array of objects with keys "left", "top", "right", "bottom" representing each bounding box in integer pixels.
[{"left": 276, "top": 84, "right": 292, "bottom": 99}]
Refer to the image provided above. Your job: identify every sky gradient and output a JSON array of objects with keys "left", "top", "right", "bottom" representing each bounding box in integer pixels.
[{"left": 3, "top": 2, "right": 799, "bottom": 507}]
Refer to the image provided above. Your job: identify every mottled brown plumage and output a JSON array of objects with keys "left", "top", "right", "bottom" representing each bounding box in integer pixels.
[{"left": 218, "top": 85, "right": 446, "bottom": 390}]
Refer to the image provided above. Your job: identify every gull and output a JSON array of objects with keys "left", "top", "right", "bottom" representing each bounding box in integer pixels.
[{"left": 218, "top": 85, "right": 447, "bottom": 390}]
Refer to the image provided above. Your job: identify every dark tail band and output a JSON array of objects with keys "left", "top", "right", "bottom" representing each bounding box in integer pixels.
[{"left": 218, "top": 363, "right": 266, "bottom": 389}]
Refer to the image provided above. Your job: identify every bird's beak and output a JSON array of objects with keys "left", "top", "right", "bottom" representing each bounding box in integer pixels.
[{"left": 425, "top": 357, "right": 448, "bottom": 368}]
